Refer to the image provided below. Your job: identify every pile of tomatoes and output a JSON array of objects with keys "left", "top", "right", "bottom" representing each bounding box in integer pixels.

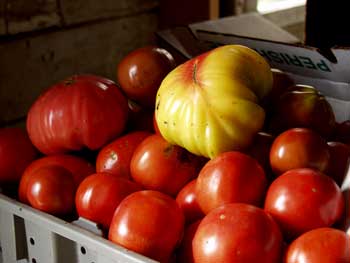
[{"left": 0, "top": 45, "right": 349, "bottom": 263}]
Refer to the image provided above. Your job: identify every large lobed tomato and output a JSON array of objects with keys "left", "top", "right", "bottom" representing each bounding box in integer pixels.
[
  {"left": 195, "top": 151, "right": 267, "bottom": 214},
  {"left": 75, "top": 173, "right": 142, "bottom": 230},
  {"left": 26, "top": 74, "right": 129, "bottom": 155},
  {"left": 192, "top": 203, "right": 283, "bottom": 263},
  {"left": 264, "top": 168, "right": 344, "bottom": 240},
  {"left": 284, "top": 227, "right": 350, "bottom": 263},
  {"left": 18, "top": 154, "right": 95, "bottom": 204},
  {"left": 0, "top": 127, "right": 37, "bottom": 184},
  {"left": 96, "top": 131, "right": 151, "bottom": 179},
  {"left": 130, "top": 134, "right": 205, "bottom": 196},
  {"left": 108, "top": 190, "right": 184, "bottom": 263}
]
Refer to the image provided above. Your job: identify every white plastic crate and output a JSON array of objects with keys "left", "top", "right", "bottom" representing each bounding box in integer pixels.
[{"left": 0, "top": 193, "right": 158, "bottom": 263}]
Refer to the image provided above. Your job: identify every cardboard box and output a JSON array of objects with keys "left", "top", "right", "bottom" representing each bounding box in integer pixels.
[{"left": 157, "top": 12, "right": 350, "bottom": 190}]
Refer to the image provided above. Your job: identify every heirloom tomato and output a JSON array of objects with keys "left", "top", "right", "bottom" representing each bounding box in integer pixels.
[
  {"left": 26, "top": 74, "right": 128, "bottom": 155},
  {"left": 108, "top": 190, "right": 184, "bottom": 263},
  {"left": 156, "top": 44, "right": 272, "bottom": 158}
]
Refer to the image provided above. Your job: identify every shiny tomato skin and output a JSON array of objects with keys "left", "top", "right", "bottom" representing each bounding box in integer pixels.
[
  {"left": 96, "top": 131, "right": 151, "bottom": 179},
  {"left": 108, "top": 190, "right": 185, "bottom": 262},
  {"left": 326, "top": 141, "right": 350, "bottom": 186},
  {"left": 270, "top": 128, "right": 330, "bottom": 176},
  {"left": 130, "top": 134, "right": 203, "bottom": 196},
  {"left": 195, "top": 151, "right": 267, "bottom": 214},
  {"left": 176, "top": 179, "right": 205, "bottom": 225},
  {"left": 117, "top": 46, "right": 176, "bottom": 109},
  {"left": 0, "top": 127, "right": 37, "bottom": 184},
  {"left": 26, "top": 165, "right": 76, "bottom": 215},
  {"left": 26, "top": 74, "right": 129, "bottom": 155},
  {"left": 264, "top": 168, "right": 344, "bottom": 240},
  {"left": 193, "top": 203, "right": 283, "bottom": 263},
  {"left": 75, "top": 173, "right": 142, "bottom": 229},
  {"left": 18, "top": 154, "right": 95, "bottom": 204},
  {"left": 284, "top": 227, "right": 350, "bottom": 263}
]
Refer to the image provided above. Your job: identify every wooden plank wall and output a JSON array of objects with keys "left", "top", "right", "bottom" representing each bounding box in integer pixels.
[{"left": 0, "top": 0, "right": 160, "bottom": 125}]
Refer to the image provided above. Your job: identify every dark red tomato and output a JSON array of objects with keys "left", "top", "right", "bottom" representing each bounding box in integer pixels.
[
  {"left": 126, "top": 99, "right": 155, "bottom": 132},
  {"left": 26, "top": 74, "right": 129, "bottom": 155},
  {"left": 270, "top": 128, "right": 330, "bottom": 176},
  {"left": 284, "top": 228, "right": 350, "bottom": 263},
  {"left": 0, "top": 127, "right": 37, "bottom": 184},
  {"left": 117, "top": 46, "right": 176, "bottom": 109},
  {"left": 176, "top": 179, "right": 205, "bottom": 225},
  {"left": 193, "top": 203, "right": 283, "bottom": 263},
  {"left": 195, "top": 151, "right": 267, "bottom": 214},
  {"left": 264, "top": 168, "right": 344, "bottom": 240},
  {"left": 96, "top": 131, "right": 151, "bottom": 179},
  {"left": 326, "top": 141, "right": 350, "bottom": 186},
  {"left": 130, "top": 134, "right": 203, "bottom": 196},
  {"left": 18, "top": 154, "right": 95, "bottom": 204},
  {"left": 26, "top": 165, "right": 76, "bottom": 215},
  {"left": 75, "top": 173, "right": 142, "bottom": 230},
  {"left": 176, "top": 220, "right": 201, "bottom": 263},
  {"left": 108, "top": 190, "right": 185, "bottom": 262},
  {"left": 332, "top": 120, "right": 350, "bottom": 144}
]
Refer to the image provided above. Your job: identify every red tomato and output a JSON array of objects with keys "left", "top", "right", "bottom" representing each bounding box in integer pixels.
[
  {"left": 284, "top": 227, "right": 350, "bottom": 263},
  {"left": 0, "top": 127, "right": 37, "bottom": 184},
  {"left": 96, "top": 131, "right": 151, "bottom": 179},
  {"left": 270, "top": 128, "right": 330, "bottom": 176},
  {"left": 18, "top": 154, "right": 95, "bottom": 204},
  {"left": 176, "top": 220, "right": 201, "bottom": 263},
  {"left": 264, "top": 168, "right": 344, "bottom": 240},
  {"left": 195, "top": 151, "right": 267, "bottom": 214},
  {"left": 130, "top": 134, "right": 204, "bottom": 196},
  {"left": 193, "top": 203, "right": 283, "bottom": 263},
  {"left": 176, "top": 179, "right": 205, "bottom": 225},
  {"left": 117, "top": 46, "right": 176, "bottom": 109},
  {"left": 108, "top": 190, "right": 184, "bottom": 262},
  {"left": 26, "top": 74, "right": 129, "bottom": 155},
  {"left": 26, "top": 165, "right": 76, "bottom": 215},
  {"left": 326, "top": 141, "right": 350, "bottom": 186},
  {"left": 75, "top": 173, "right": 142, "bottom": 230}
]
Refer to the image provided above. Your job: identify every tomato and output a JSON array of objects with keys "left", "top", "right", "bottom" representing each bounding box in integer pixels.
[
  {"left": 26, "top": 165, "right": 76, "bottom": 215},
  {"left": 192, "top": 203, "right": 283, "bottom": 263},
  {"left": 26, "top": 74, "right": 129, "bottom": 155},
  {"left": 0, "top": 127, "right": 37, "bottom": 184},
  {"left": 326, "top": 141, "right": 350, "bottom": 186},
  {"left": 96, "top": 131, "right": 151, "bottom": 179},
  {"left": 130, "top": 134, "right": 204, "bottom": 196},
  {"left": 264, "top": 168, "right": 344, "bottom": 240},
  {"left": 75, "top": 173, "right": 142, "bottom": 230},
  {"left": 117, "top": 46, "right": 176, "bottom": 109},
  {"left": 284, "top": 227, "right": 350, "bottom": 263},
  {"left": 18, "top": 154, "right": 95, "bottom": 204},
  {"left": 176, "top": 220, "right": 201, "bottom": 263},
  {"left": 108, "top": 190, "right": 184, "bottom": 262},
  {"left": 176, "top": 179, "right": 205, "bottom": 225},
  {"left": 270, "top": 128, "right": 330, "bottom": 176},
  {"left": 195, "top": 151, "right": 267, "bottom": 214},
  {"left": 339, "top": 189, "right": 350, "bottom": 234}
]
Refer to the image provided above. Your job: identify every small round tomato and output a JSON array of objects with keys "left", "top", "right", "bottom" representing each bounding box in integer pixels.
[
  {"left": 26, "top": 165, "right": 76, "bottom": 215},
  {"left": 284, "top": 228, "right": 350, "bottom": 263},
  {"left": 96, "top": 131, "right": 151, "bottom": 179},
  {"left": 193, "top": 203, "right": 283, "bottom": 263},
  {"left": 176, "top": 220, "right": 201, "bottom": 263},
  {"left": 130, "top": 134, "right": 204, "bottom": 196},
  {"left": 0, "top": 127, "right": 37, "bottom": 184},
  {"left": 196, "top": 151, "right": 267, "bottom": 214},
  {"left": 117, "top": 46, "right": 176, "bottom": 109},
  {"left": 75, "top": 173, "right": 142, "bottom": 230},
  {"left": 108, "top": 190, "right": 184, "bottom": 262},
  {"left": 18, "top": 154, "right": 95, "bottom": 204},
  {"left": 270, "top": 128, "right": 330, "bottom": 176},
  {"left": 326, "top": 141, "right": 350, "bottom": 186},
  {"left": 264, "top": 168, "right": 344, "bottom": 240},
  {"left": 176, "top": 179, "right": 205, "bottom": 225}
]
